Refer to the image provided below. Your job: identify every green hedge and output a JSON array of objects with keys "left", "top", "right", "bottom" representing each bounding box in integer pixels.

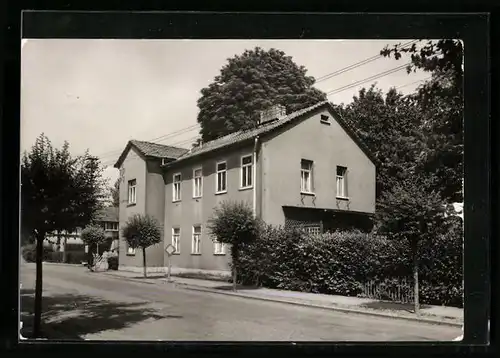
[{"left": 237, "top": 221, "right": 463, "bottom": 308}]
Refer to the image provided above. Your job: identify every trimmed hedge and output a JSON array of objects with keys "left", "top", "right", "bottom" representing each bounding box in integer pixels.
[
  {"left": 237, "top": 221, "right": 463, "bottom": 308},
  {"left": 107, "top": 256, "right": 118, "bottom": 270},
  {"left": 21, "top": 244, "right": 53, "bottom": 262}
]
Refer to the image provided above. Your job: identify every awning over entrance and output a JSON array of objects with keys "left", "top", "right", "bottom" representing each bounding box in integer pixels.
[{"left": 282, "top": 205, "right": 374, "bottom": 233}]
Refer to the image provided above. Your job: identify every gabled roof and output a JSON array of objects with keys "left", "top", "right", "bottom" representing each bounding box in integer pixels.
[
  {"left": 95, "top": 206, "right": 119, "bottom": 222},
  {"left": 163, "top": 101, "right": 378, "bottom": 168},
  {"left": 114, "top": 140, "right": 189, "bottom": 168}
]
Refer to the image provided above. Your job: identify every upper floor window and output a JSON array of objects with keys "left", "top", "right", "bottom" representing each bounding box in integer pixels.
[
  {"left": 173, "top": 173, "right": 182, "bottom": 202},
  {"left": 301, "top": 159, "right": 314, "bottom": 194},
  {"left": 193, "top": 168, "right": 203, "bottom": 198},
  {"left": 216, "top": 161, "right": 227, "bottom": 194},
  {"left": 104, "top": 222, "right": 119, "bottom": 231},
  {"left": 336, "top": 166, "right": 348, "bottom": 198},
  {"left": 128, "top": 179, "right": 136, "bottom": 205},
  {"left": 240, "top": 155, "right": 253, "bottom": 189}
]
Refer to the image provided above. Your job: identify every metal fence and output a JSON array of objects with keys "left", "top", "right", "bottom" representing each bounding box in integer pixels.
[{"left": 360, "top": 278, "right": 414, "bottom": 304}]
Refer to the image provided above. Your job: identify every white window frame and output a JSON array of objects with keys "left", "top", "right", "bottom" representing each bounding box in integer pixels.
[
  {"left": 127, "top": 179, "right": 137, "bottom": 204},
  {"left": 215, "top": 161, "right": 227, "bottom": 194},
  {"left": 213, "top": 239, "right": 225, "bottom": 255},
  {"left": 172, "top": 227, "right": 181, "bottom": 254},
  {"left": 193, "top": 167, "right": 203, "bottom": 198},
  {"left": 240, "top": 154, "right": 253, "bottom": 189},
  {"left": 301, "top": 159, "right": 314, "bottom": 194},
  {"left": 304, "top": 225, "right": 322, "bottom": 236},
  {"left": 127, "top": 246, "right": 136, "bottom": 255},
  {"left": 173, "top": 173, "right": 182, "bottom": 202},
  {"left": 336, "top": 166, "right": 348, "bottom": 198},
  {"left": 192, "top": 225, "right": 202, "bottom": 254}
]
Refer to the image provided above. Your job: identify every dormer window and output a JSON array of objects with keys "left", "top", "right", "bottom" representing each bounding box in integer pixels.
[{"left": 320, "top": 114, "right": 330, "bottom": 125}]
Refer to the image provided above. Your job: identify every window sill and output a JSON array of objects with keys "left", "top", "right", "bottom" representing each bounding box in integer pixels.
[
  {"left": 300, "top": 191, "right": 316, "bottom": 196},
  {"left": 172, "top": 252, "right": 181, "bottom": 255},
  {"left": 126, "top": 253, "right": 136, "bottom": 256},
  {"left": 336, "top": 196, "right": 350, "bottom": 201},
  {"left": 215, "top": 190, "right": 227, "bottom": 195},
  {"left": 126, "top": 203, "right": 136, "bottom": 207},
  {"left": 213, "top": 253, "right": 226, "bottom": 256},
  {"left": 193, "top": 196, "right": 202, "bottom": 200},
  {"left": 172, "top": 199, "right": 182, "bottom": 203},
  {"left": 320, "top": 120, "right": 331, "bottom": 125},
  {"left": 191, "top": 253, "right": 202, "bottom": 256},
  {"left": 239, "top": 186, "right": 253, "bottom": 191}
]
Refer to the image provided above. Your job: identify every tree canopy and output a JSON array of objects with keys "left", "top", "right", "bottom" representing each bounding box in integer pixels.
[
  {"left": 81, "top": 224, "right": 107, "bottom": 247},
  {"left": 110, "top": 178, "right": 120, "bottom": 207},
  {"left": 196, "top": 47, "right": 326, "bottom": 143}
]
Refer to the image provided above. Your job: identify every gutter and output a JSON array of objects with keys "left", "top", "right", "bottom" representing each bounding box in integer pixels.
[{"left": 253, "top": 136, "right": 260, "bottom": 218}]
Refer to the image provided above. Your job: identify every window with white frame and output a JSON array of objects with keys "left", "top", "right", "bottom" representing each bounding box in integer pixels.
[
  {"left": 193, "top": 168, "right": 203, "bottom": 198},
  {"left": 304, "top": 225, "right": 321, "bottom": 235},
  {"left": 216, "top": 161, "right": 227, "bottom": 193},
  {"left": 172, "top": 228, "right": 180, "bottom": 253},
  {"left": 128, "top": 179, "right": 136, "bottom": 204},
  {"left": 104, "top": 222, "right": 119, "bottom": 231},
  {"left": 336, "top": 166, "right": 348, "bottom": 198},
  {"left": 301, "top": 159, "right": 313, "bottom": 193},
  {"left": 214, "top": 238, "right": 225, "bottom": 255},
  {"left": 173, "top": 173, "right": 182, "bottom": 201},
  {"left": 240, "top": 155, "right": 253, "bottom": 189},
  {"left": 192, "top": 225, "right": 201, "bottom": 254},
  {"left": 127, "top": 246, "right": 136, "bottom": 255}
]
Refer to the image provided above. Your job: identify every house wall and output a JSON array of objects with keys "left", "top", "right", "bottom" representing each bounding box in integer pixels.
[
  {"left": 261, "top": 108, "right": 376, "bottom": 227},
  {"left": 164, "top": 145, "right": 255, "bottom": 272},
  {"left": 118, "top": 147, "right": 149, "bottom": 268}
]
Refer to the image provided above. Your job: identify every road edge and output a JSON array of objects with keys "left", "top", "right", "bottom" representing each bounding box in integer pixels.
[{"left": 175, "top": 283, "right": 463, "bottom": 328}]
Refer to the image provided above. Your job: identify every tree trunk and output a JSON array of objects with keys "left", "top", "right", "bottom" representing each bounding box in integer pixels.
[
  {"left": 412, "top": 241, "right": 420, "bottom": 315},
  {"left": 33, "top": 231, "right": 45, "bottom": 338},
  {"left": 62, "top": 237, "right": 67, "bottom": 263},
  {"left": 142, "top": 247, "right": 147, "bottom": 278},
  {"left": 233, "top": 266, "right": 237, "bottom": 292}
]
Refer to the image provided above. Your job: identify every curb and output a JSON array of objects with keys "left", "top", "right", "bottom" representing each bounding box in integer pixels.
[
  {"left": 99, "top": 272, "right": 163, "bottom": 285},
  {"left": 176, "top": 283, "right": 463, "bottom": 328}
]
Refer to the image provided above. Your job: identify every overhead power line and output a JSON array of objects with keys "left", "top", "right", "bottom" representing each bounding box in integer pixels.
[
  {"left": 326, "top": 63, "right": 410, "bottom": 97},
  {"left": 395, "top": 76, "right": 432, "bottom": 90},
  {"left": 315, "top": 40, "right": 418, "bottom": 84}
]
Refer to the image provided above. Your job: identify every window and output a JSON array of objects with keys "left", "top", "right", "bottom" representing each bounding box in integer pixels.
[
  {"left": 193, "top": 168, "right": 203, "bottom": 198},
  {"left": 320, "top": 114, "right": 331, "bottom": 124},
  {"left": 128, "top": 179, "right": 136, "bottom": 204},
  {"left": 172, "top": 228, "right": 180, "bottom": 253},
  {"left": 104, "top": 222, "right": 119, "bottom": 231},
  {"left": 192, "top": 225, "right": 201, "bottom": 254},
  {"left": 336, "top": 166, "right": 348, "bottom": 198},
  {"left": 216, "top": 161, "right": 227, "bottom": 193},
  {"left": 304, "top": 225, "right": 321, "bottom": 235},
  {"left": 214, "top": 239, "right": 225, "bottom": 255},
  {"left": 127, "top": 247, "right": 136, "bottom": 255},
  {"left": 301, "top": 159, "right": 313, "bottom": 193},
  {"left": 173, "top": 173, "right": 182, "bottom": 202},
  {"left": 240, "top": 155, "right": 253, "bottom": 189}
]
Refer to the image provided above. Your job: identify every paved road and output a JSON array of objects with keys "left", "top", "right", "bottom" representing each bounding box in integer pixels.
[{"left": 20, "top": 263, "right": 461, "bottom": 341}]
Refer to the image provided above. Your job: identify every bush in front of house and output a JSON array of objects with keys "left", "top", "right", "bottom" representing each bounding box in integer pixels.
[
  {"left": 48, "top": 251, "right": 64, "bottom": 263},
  {"left": 237, "top": 222, "right": 463, "bottom": 308},
  {"left": 21, "top": 244, "right": 54, "bottom": 262},
  {"left": 65, "top": 251, "right": 87, "bottom": 264},
  {"left": 107, "top": 256, "right": 118, "bottom": 270}
]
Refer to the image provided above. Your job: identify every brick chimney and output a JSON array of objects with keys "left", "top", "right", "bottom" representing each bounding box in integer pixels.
[{"left": 258, "top": 104, "right": 287, "bottom": 125}]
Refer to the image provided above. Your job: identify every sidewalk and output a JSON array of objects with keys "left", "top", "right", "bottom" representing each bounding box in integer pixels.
[{"left": 101, "top": 270, "right": 463, "bottom": 327}]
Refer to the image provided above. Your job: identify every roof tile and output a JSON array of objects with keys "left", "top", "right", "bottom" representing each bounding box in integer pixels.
[{"left": 130, "top": 140, "right": 189, "bottom": 159}]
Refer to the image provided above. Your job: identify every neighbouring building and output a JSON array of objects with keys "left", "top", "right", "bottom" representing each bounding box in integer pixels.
[
  {"left": 45, "top": 206, "right": 120, "bottom": 255},
  {"left": 114, "top": 101, "right": 377, "bottom": 276}
]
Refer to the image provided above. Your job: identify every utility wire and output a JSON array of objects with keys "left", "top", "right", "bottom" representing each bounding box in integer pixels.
[{"left": 395, "top": 76, "right": 432, "bottom": 90}]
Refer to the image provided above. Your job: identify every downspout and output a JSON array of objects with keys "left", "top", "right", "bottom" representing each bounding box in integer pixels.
[{"left": 253, "top": 136, "right": 260, "bottom": 218}]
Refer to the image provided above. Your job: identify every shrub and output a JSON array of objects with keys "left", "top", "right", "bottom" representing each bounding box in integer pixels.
[
  {"left": 48, "top": 251, "right": 64, "bottom": 263},
  {"left": 21, "top": 244, "right": 53, "bottom": 262},
  {"left": 65, "top": 251, "right": 87, "bottom": 264},
  {"left": 238, "top": 223, "right": 463, "bottom": 307},
  {"left": 107, "top": 256, "right": 119, "bottom": 270}
]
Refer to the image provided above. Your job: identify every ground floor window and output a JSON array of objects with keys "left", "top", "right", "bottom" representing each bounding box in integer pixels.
[
  {"left": 214, "top": 239, "right": 225, "bottom": 255},
  {"left": 127, "top": 246, "right": 136, "bottom": 255}
]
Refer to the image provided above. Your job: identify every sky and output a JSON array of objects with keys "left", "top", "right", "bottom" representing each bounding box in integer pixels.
[{"left": 21, "top": 39, "right": 430, "bottom": 187}]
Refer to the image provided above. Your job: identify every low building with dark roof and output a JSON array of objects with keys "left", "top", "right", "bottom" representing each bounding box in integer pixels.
[{"left": 113, "top": 101, "right": 376, "bottom": 276}]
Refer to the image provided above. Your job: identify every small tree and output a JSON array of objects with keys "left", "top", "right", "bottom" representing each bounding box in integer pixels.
[
  {"left": 376, "top": 175, "right": 446, "bottom": 314},
  {"left": 122, "top": 214, "right": 162, "bottom": 278},
  {"left": 110, "top": 178, "right": 120, "bottom": 207},
  {"left": 81, "top": 224, "right": 107, "bottom": 271},
  {"left": 208, "top": 201, "right": 260, "bottom": 291}
]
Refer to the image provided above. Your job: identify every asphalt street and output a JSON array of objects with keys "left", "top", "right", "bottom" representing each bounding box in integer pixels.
[{"left": 20, "top": 263, "right": 461, "bottom": 341}]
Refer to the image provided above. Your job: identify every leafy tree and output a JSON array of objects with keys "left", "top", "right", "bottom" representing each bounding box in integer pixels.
[
  {"left": 380, "top": 39, "right": 463, "bottom": 203},
  {"left": 122, "top": 214, "right": 162, "bottom": 278},
  {"left": 197, "top": 47, "right": 326, "bottom": 142},
  {"left": 109, "top": 178, "right": 120, "bottom": 207},
  {"left": 207, "top": 201, "right": 260, "bottom": 291},
  {"left": 334, "top": 85, "right": 425, "bottom": 200},
  {"left": 21, "top": 133, "right": 107, "bottom": 337},
  {"left": 81, "top": 224, "right": 107, "bottom": 271},
  {"left": 376, "top": 174, "right": 446, "bottom": 314}
]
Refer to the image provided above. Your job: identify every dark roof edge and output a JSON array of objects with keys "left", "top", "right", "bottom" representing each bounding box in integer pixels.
[
  {"left": 113, "top": 140, "right": 181, "bottom": 168},
  {"left": 282, "top": 205, "right": 375, "bottom": 217}
]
